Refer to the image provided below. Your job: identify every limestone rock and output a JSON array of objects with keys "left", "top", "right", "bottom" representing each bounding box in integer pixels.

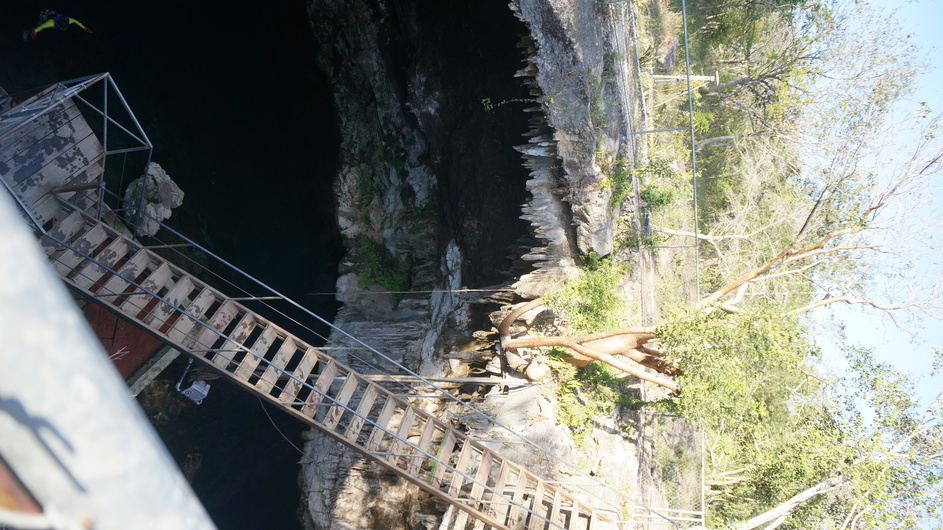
[{"left": 123, "top": 162, "right": 184, "bottom": 237}]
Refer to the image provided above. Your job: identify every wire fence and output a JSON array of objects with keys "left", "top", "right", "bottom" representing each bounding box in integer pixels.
[
  {"left": 623, "top": 0, "right": 708, "bottom": 526},
  {"left": 632, "top": 414, "right": 704, "bottom": 528}
]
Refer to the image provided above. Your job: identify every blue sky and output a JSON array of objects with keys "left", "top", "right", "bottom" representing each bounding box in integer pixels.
[{"left": 821, "top": 0, "right": 943, "bottom": 411}]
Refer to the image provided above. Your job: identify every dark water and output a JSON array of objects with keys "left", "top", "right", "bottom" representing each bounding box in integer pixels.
[{"left": 2, "top": 2, "right": 338, "bottom": 528}]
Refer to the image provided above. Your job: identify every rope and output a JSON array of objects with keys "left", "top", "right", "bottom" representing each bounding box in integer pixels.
[{"left": 257, "top": 398, "right": 304, "bottom": 454}]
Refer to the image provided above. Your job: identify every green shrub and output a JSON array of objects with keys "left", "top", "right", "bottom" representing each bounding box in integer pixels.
[
  {"left": 356, "top": 236, "right": 410, "bottom": 295},
  {"left": 639, "top": 183, "right": 676, "bottom": 210},
  {"left": 545, "top": 253, "right": 625, "bottom": 334}
]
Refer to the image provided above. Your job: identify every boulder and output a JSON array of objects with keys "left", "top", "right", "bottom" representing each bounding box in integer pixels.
[{"left": 123, "top": 162, "right": 184, "bottom": 237}]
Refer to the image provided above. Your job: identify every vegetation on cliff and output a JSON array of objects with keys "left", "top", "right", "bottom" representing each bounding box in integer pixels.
[{"left": 501, "top": 0, "right": 943, "bottom": 526}]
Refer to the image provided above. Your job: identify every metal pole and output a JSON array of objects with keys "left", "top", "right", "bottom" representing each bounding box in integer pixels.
[{"left": 680, "top": 0, "right": 701, "bottom": 297}]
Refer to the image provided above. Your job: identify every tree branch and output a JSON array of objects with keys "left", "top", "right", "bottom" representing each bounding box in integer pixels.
[{"left": 736, "top": 476, "right": 848, "bottom": 530}]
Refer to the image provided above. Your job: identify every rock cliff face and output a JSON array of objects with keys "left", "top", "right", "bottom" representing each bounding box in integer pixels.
[{"left": 299, "top": 0, "right": 648, "bottom": 527}]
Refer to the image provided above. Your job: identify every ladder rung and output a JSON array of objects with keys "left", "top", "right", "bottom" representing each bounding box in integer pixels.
[
  {"left": 280, "top": 347, "right": 320, "bottom": 404},
  {"left": 345, "top": 384, "right": 379, "bottom": 442},
  {"left": 211, "top": 313, "right": 256, "bottom": 369},
  {"left": 408, "top": 418, "right": 437, "bottom": 477},
  {"left": 365, "top": 397, "right": 398, "bottom": 452},
  {"left": 166, "top": 288, "right": 215, "bottom": 343},
  {"left": 448, "top": 440, "right": 474, "bottom": 497},
  {"left": 302, "top": 360, "right": 338, "bottom": 417},
  {"left": 234, "top": 326, "right": 277, "bottom": 381},
  {"left": 145, "top": 275, "right": 195, "bottom": 329},
  {"left": 323, "top": 374, "right": 360, "bottom": 430}
]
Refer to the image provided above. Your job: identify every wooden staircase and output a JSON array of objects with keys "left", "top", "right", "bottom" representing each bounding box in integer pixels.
[
  {"left": 2, "top": 83, "right": 626, "bottom": 530},
  {"left": 37, "top": 203, "right": 618, "bottom": 530}
]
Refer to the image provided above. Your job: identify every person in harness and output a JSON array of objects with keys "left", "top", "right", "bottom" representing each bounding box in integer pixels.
[{"left": 27, "top": 9, "right": 93, "bottom": 39}]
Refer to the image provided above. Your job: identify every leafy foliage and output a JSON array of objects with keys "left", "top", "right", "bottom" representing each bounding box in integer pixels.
[
  {"left": 544, "top": 254, "right": 626, "bottom": 334},
  {"left": 655, "top": 309, "right": 942, "bottom": 527},
  {"left": 544, "top": 351, "right": 652, "bottom": 447},
  {"left": 355, "top": 236, "right": 410, "bottom": 295}
]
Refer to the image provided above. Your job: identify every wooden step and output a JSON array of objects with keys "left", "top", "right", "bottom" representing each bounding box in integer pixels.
[
  {"left": 324, "top": 374, "right": 360, "bottom": 430},
  {"left": 191, "top": 300, "right": 238, "bottom": 350},
  {"left": 389, "top": 406, "right": 417, "bottom": 469},
  {"left": 210, "top": 313, "right": 256, "bottom": 370},
  {"left": 301, "top": 360, "right": 338, "bottom": 415},
  {"left": 119, "top": 261, "right": 172, "bottom": 318},
  {"left": 469, "top": 450, "right": 495, "bottom": 502},
  {"left": 257, "top": 337, "right": 299, "bottom": 394},
  {"left": 448, "top": 441, "right": 475, "bottom": 497},
  {"left": 410, "top": 418, "right": 439, "bottom": 477},
  {"left": 96, "top": 249, "right": 151, "bottom": 298},
  {"left": 52, "top": 223, "right": 108, "bottom": 276},
  {"left": 549, "top": 490, "right": 563, "bottom": 530},
  {"left": 344, "top": 384, "right": 379, "bottom": 443},
  {"left": 145, "top": 275, "right": 195, "bottom": 330},
  {"left": 507, "top": 468, "right": 531, "bottom": 528},
  {"left": 40, "top": 209, "right": 86, "bottom": 256},
  {"left": 430, "top": 429, "right": 458, "bottom": 488},
  {"left": 488, "top": 460, "right": 512, "bottom": 521},
  {"left": 278, "top": 347, "right": 320, "bottom": 404},
  {"left": 366, "top": 397, "right": 399, "bottom": 452},
  {"left": 526, "top": 481, "right": 546, "bottom": 530},
  {"left": 166, "top": 288, "right": 217, "bottom": 343},
  {"left": 233, "top": 326, "right": 277, "bottom": 381},
  {"left": 72, "top": 236, "right": 132, "bottom": 290}
]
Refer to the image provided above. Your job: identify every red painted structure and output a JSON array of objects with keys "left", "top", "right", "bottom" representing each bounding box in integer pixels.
[{"left": 83, "top": 300, "right": 163, "bottom": 379}]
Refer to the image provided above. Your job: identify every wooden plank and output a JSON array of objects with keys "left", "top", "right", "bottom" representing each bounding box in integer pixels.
[
  {"left": 257, "top": 337, "right": 298, "bottom": 394},
  {"left": 301, "top": 360, "right": 338, "bottom": 415},
  {"left": 96, "top": 249, "right": 151, "bottom": 298},
  {"left": 191, "top": 300, "right": 238, "bottom": 350},
  {"left": 549, "top": 490, "right": 562, "bottom": 530},
  {"left": 448, "top": 440, "right": 475, "bottom": 497},
  {"left": 39, "top": 209, "right": 86, "bottom": 256},
  {"left": 52, "top": 223, "right": 108, "bottom": 276},
  {"left": 469, "top": 449, "right": 494, "bottom": 502},
  {"left": 570, "top": 501, "right": 584, "bottom": 530},
  {"left": 430, "top": 429, "right": 458, "bottom": 488},
  {"left": 344, "top": 384, "right": 379, "bottom": 442},
  {"left": 145, "top": 275, "right": 195, "bottom": 329},
  {"left": 234, "top": 326, "right": 277, "bottom": 381},
  {"left": 508, "top": 470, "right": 531, "bottom": 528},
  {"left": 0, "top": 100, "right": 84, "bottom": 167},
  {"left": 527, "top": 480, "right": 547, "bottom": 530},
  {"left": 365, "top": 397, "right": 398, "bottom": 452},
  {"left": 280, "top": 347, "right": 321, "bottom": 403},
  {"left": 166, "top": 288, "right": 216, "bottom": 343},
  {"left": 210, "top": 313, "right": 256, "bottom": 370},
  {"left": 71, "top": 236, "right": 132, "bottom": 290},
  {"left": 408, "top": 418, "right": 438, "bottom": 477},
  {"left": 30, "top": 193, "right": 68, "bottom": 229},
  {"left": 12, "top": 132, "right": 102, "bottom": 208},
  {"left": 323, "top": 374, "right": 360, "bottom": 430},
  {"left": 7, "top": 114, "right": 95, "bottom": 186},
  {"left": 488, "top": 460, "right": 512, "bottom": 521},
  {"left": 389, "top": 406, "right": 416, "bottom": 468},
  {"left": 119, "top": 261, "right": 172, "bottom": 318},
  {"left": 0, "top": 100, "right": 84, "bottom": 162}
]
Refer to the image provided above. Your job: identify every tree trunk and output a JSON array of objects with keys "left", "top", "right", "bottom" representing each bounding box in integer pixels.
[{"left": 736, "top": 475, "right": 847, "bottom": 530}]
